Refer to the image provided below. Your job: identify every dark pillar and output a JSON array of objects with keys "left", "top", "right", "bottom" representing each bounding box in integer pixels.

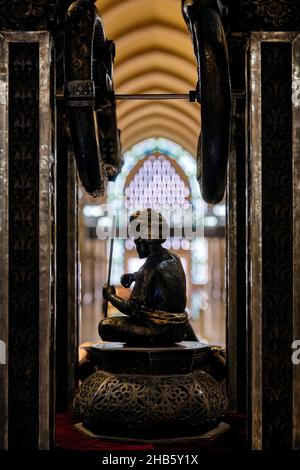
[
  {"left": 0, "top": 1, "right": 78, "bottom": 449},
  {"left": 226, "top": 0, "right": 300, "bottom": 450},
  {"left": 226, "top": 33, "right": 248, "bottom": 417},
  {"left": 56, "top": 101, "right": 79, "bottom": 413},
  {"left": 0, "top": 31, "right": 55, "bottom": 450},
  {"left": 55, "top": 2, "right": 79, "bottom": 412},
  {"left": 248, "top": 31, "right": 300, "bottom": 450}
]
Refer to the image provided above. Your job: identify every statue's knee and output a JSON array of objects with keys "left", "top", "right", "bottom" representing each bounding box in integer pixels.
[{"left": 98, "top": 319, "right": 113, "bottom": 339}]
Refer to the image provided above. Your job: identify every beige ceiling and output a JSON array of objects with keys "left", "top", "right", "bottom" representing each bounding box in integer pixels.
[{"left": 97, "top": 0, "right": 200, "bottom": 155}]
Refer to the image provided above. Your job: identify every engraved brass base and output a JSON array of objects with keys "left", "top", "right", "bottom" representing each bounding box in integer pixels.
[{"left": 73, "top": 342, "right": 228, "bottom": 438}]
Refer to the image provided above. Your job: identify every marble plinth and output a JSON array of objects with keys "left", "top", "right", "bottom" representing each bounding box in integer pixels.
[{"left": 73, "top": 342, "right": 228, "bottom": 438}]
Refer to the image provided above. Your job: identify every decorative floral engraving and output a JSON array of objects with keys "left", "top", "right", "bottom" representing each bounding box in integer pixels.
[
  {"left": 243, "top": 0, "right": 300, "bottom": 29},
  {"left": 74, "top": 369, "right": 228, "bottom": 433},
  {"left": 0, "top": 1, "right": 72, "bottom": 30},
  {"left": 8, "top": 42, "right": 40, "bottom": 449},
  {"left": 260, "top": 42, "right": 293, "bottom": 448}
]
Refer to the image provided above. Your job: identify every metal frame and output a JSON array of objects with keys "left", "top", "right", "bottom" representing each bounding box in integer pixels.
[
  {"left": 0, "top": 32, "right": 9, "bottom": 451},
  {"left": 56, "top": 91, "right": 245, "bottom": 102},
  {"left": 226, "top": 100, "right": 238, "bottom": 412},
  {"left": 0, "top": 31, "right": 55, "bottom": 450},
  {"left": 114, "top": 93, "right": 198, "bottom": 101},
  {"left": 67, "top": 147, "right": 79, "bottom": 410},
  {"left": 292, "top": 32, "right": 300, "bottom": 451},
  {"left": 249, "top": 31, "right": 263, "bottom": 451},
  {"left": 37, "top": 31, "right": 55, "bottom": 450},
  {"left": 249, "top": 31, "right": 300, "bottom": 450}
]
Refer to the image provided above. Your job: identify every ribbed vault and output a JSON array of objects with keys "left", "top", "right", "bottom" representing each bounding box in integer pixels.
[{"left": 97, "top": 0, "right": 199, "bottom": 154}]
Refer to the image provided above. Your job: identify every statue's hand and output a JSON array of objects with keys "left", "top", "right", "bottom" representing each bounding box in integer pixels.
[
  {"left": 103, "top": 283, "right": 116, "bottom": 301},
  {"left": 121, "top": 273, "right": 135, "bottom": 288}
]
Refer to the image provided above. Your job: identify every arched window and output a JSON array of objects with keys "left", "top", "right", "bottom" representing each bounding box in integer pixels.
[
  {"left": 125, "top": 154, "right": 191, "bottom": 213},
  {"left": 81, "top": 138, "right": 226, "bottom": 344},
  {"left": 106, "top": 138, "right": 208, "bottom": 316}
]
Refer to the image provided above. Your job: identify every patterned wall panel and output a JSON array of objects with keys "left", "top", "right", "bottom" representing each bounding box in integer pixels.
[
  {"left": 249, "top": 32, "right": 300, "bottom": 450},
  {"left": 56, "top": 102, "right": 79, "bottom": 413},
  {"left": 0, "top": 32, "right": 55, "bottom": 450},
  {"left": 242, "top": 0, "right": 300, "bottom": 30},
  {"left": 8, "top": 41, "right": 40, "bottom": 449},
  {"left": 261, "top": 41, "right": 293, "bottom": 449},
  {"left": 0, "top": 1, "right": 74, "bottom": 31},
  {"left": 225, "top": 0, "right": 300, "bottom": 32}
]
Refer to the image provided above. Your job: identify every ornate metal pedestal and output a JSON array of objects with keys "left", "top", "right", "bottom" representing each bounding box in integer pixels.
[{"left": 74, "top": 342, "right": 228, "bottom": 438}]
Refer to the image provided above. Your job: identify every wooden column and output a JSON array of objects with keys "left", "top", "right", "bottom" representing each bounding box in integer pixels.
[
  {"left": 248, "top": 31, "right": 300, "bottom": 450},
  {"left": 226, "top": 0, "right": 300, "bottom": 449},
  {"left": 226, "top": 33, "right": 248, "bottom": 417},
  {"left": 0, "top": 32, "right": 56, "bottom": 449},
  {"left": 55, "top": 102, "right": 79, "bottom": 413}
]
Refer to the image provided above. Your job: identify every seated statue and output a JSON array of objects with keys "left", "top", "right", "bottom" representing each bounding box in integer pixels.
[{"left": 99, "top": 209, "right": 198, "bottom": 346}]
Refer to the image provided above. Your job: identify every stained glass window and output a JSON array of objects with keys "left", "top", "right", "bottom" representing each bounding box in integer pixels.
[
  {"left": 125, "top": 155, "right": 190, "bottom": 212},
  {"left": 105, "top": 138, "right": 208, "bottom": 286}
]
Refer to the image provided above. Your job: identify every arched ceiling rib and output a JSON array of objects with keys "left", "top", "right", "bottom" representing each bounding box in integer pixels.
[
  {"left": 121, "top": 115, "right": 198, "bottom": 145},
  {"left": 119, "top": 103, "right": 199, "bottom": 134},
  {"left": 117, "top": 71, "right": 193, "bottom": 94},
  {"left": 112, "top": 25, "right": 196, "bottom": 65},
  {"left": 122, "top": 119, "right": 198, "bottom": 155},
  {"left": 97, "top": 0, "right": 199, "bottom": 155},
  {"left": 117, "top": 98, "right": 199, "bottom": 125},
  {"left": 100, "top": 0, "right": 188, "bottom": 37},
  {"left": 114, "top": 51, "right": 196, "bottom": 89},
  {"left": 124, "top": 130, "right": 196, "bottom": 156}
]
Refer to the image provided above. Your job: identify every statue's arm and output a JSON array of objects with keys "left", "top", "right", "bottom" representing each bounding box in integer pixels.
[
  {"left": 120, "top": 272, "right": 137, "bottom": 288},
  {"left": 106, "top": 292, "right": 136, "bottom": 316},
  {"left": 103, "top": 267, "right": 153, "bottom": 317}
]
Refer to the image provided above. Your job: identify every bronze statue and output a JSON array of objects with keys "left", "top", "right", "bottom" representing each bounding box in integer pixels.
[
  {"left": 99, "top": 209, "right": 197, "bottom": 346},
  {"left": 182, "top": 0, "right": 231, "bottom": 204},
  {"left": 64, "top": 0, "right": 122, "bottom": 197}
]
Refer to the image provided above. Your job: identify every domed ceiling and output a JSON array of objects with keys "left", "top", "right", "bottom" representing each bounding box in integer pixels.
[{"left": 97, "top": 0, "right": 199, "bottom": 155}]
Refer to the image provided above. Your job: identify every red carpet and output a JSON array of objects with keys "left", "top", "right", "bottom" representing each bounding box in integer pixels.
[{"left": 56, "top": 415, "right": 154, "bottom": 451}]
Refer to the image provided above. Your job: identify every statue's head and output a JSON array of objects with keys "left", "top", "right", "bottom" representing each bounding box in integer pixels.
[{"left": 129, "top": 209, "right": 169, "bottom": 259}]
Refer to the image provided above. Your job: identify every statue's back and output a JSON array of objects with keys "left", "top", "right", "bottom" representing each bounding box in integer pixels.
[{"left": 144, "top": 249, "right": 187, "bottom": 313}]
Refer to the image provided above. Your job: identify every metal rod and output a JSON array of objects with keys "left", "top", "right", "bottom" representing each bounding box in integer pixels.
[
  {"left": 56, "top": 92, "right": 198, "bottom": 101},
  {"left": 104, "top": 216, "right": 115, "bottom": 319},
  {"left": 115, "top": 93, "right": 192, "bottom": 101},
  {"left": 56, "top": 91, "right": 245, "bottom": 101}
]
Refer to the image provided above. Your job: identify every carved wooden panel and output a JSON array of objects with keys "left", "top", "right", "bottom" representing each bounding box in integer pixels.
[
  {"left": 8, "top": 41, "right": 40, "bottom": 449},
  {"left": 0, "top": 31, "right": 55, "bottom": 450},
  {"left": 0, "top": 0, "right": 75, "bottom": 33},
  {"left": 249, "top": 32, "right": 300, "bottom": 450},
  {"left": 226, "top": 0, "right": 300, "bottom": 32},
  {"left": 261, "top": 42, "right": 293, "bottom": 449},
  {"left": 0, "top": 1, "right": 58, "bottom": 30},
  {"left": 243, "top": 0, "right": 300, "bottom": 29},
  {"left": 56, "top": 102, "right": 79, "bottom": 413}
]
